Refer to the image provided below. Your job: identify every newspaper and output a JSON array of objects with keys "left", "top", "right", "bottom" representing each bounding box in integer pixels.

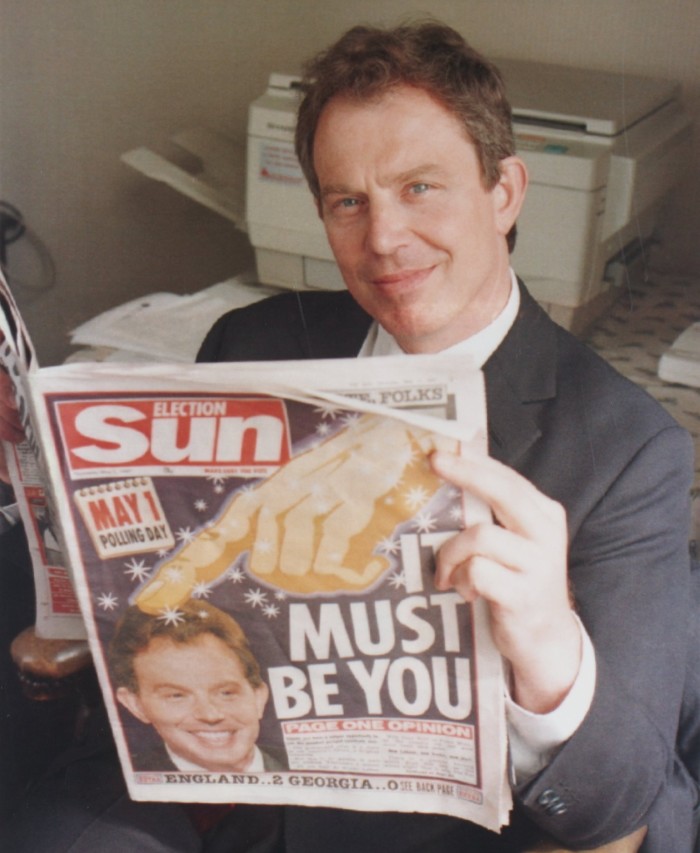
[
  {"left": 0, "top": 273, "right": 85, "bottom": 638},
  {"left": 0, "top": 274, "right": 512, "bottom": 831}
]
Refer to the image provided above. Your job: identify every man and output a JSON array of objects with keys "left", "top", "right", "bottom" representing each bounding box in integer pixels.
[
  {"left": 0, "top": 20, "right": 695, "bottom": 853},
  {"left": 193, "top": 22, "right": 695, "bottom": 852},
  {"left": 110, "top": 601, "right": 286, "bottom": 774}
]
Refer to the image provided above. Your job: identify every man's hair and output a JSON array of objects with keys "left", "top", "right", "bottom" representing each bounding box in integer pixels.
[
  {"left": 295, "top": 21, "right": 515, "bottom": 208},
  {"left": 109, "top": 600, "right": 264, "bottom": 693}
]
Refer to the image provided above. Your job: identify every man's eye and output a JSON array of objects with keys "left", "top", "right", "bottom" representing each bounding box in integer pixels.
[
  {"left": 409, "top": 183, "right": 430, "bottom": 195},
  {"left": 338, "top": 198, "right": 359, "bottom": 209}
]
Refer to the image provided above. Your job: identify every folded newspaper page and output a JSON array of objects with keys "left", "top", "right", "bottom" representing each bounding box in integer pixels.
[
  {"left": 21, "top": 352, "right": 512, "bottom": 830},
  {"left": 0, "top": 271, "right": 85, "bottom": 639}
]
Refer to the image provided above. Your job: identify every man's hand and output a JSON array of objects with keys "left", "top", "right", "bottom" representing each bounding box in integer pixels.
[
  {"left": 136, "top": 414, "right": 457, "bottom": 613},
  {"left": 430, "top": 448, "right": 581, "bottom": 715},
  {"left": 0, "top": 369, "right": 23, "bottom": 484}
]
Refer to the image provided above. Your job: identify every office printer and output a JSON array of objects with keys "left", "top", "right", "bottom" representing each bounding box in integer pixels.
[{"left": 122, "top": 59, "right": 692, "bottom": 332}]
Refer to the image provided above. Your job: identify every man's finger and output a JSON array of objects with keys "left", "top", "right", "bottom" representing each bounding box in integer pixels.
[
  {"left": 442, "top": 554, "right": 517, "bottom": 607},
  {"left": 435, "top": 523, "right": 542, "bottom": 588},
  {"left": 430, "top": 449, "right": 566, "bottom": 540}
]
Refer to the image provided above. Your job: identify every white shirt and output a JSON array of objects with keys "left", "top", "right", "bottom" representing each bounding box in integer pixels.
[{"left": 358, "top": 270, "right": 596, "bottom": 782}]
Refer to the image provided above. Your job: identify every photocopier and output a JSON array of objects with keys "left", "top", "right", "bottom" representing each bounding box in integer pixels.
[{"left": 123, "top": 58, "right": 692, "bottom": 331}]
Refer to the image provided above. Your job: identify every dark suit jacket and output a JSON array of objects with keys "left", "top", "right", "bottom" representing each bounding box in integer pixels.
[{"left": 198, "top": 283, "right": 697, "bottom": 853}]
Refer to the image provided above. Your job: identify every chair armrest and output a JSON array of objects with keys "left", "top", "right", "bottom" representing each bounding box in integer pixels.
[{"left": 10, "top": 626, "right": 93, "bottom": 700}]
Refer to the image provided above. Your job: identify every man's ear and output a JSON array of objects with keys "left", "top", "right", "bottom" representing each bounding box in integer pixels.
[
  {"left": 492, "top": 156, "right": 528, "bottom": 237},
  {"left": 116, "top": 686, "right": 151, "bottom": 725}
]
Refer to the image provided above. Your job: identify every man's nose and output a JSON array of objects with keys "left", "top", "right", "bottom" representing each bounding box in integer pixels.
[
  {"left": 365, "top": 200, "right": 410, "bottom": 256},
  {"left": 192, "top": 696, "right": 225, "bottom": 722}
]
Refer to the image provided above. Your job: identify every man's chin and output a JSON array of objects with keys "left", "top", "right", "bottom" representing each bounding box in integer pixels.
[
  {"left": 171, "top": 733, "right": 255, "bottom": 773},
  {"left": 180, "top": 754, "right": 253, "bottom": 773},
  {"left": 381, "top": 317, "right": 442, "bottom": 354}
]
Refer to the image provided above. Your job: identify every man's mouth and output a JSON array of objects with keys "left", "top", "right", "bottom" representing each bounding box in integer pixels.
[
  {"left": 371, "top": 266, "right": 435, "bottom": 289},
  {"left": 188, "top": 730, "right": 238, "bottom": 745}
]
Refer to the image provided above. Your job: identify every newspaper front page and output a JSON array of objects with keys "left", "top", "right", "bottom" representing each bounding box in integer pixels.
[{"left": 23, "top": 353, "right": 512, "bottom": 831}]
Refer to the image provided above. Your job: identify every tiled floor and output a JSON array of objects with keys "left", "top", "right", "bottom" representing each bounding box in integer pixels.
[{"left": 582, "top": 274, "right": 700, "bottom": 541}]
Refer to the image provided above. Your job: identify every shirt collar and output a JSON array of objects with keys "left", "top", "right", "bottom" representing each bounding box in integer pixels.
[
  {"left": 167, "top": 744, "right": 264, "bottom": 773},
  {"left": 358, "top": 269, "right": 520, "bottom": 367}
]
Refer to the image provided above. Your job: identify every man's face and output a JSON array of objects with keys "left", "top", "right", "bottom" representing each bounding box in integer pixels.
[
  {"left": 117, "top": 633, "right": 268, "bottom": 773},
  {"left": 313, "top": 84, "right": 525, "bottom": 353}
]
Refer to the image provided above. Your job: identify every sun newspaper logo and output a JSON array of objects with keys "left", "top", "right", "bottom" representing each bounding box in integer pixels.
[{"left": 54, "top": 396, "right": 292, "bottom": 477}]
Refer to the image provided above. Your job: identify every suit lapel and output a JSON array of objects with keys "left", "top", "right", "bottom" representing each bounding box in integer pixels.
[
  {"left": 299, "top": 291, "right": 372, "bottom": 359},
  {"left": 483, "top": 283, "right": 558, "bottom": 468}
]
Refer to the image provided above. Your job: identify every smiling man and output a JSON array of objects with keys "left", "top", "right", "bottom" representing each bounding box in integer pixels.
[
  {"left": 1, "top": 20, "right": 695, "bottom": 853},
  {"left": 195, "top": 22, "right": 694, "bottom": 853},
  {"left": 110, "top": 601, "right": 285, "bottom": 774}
]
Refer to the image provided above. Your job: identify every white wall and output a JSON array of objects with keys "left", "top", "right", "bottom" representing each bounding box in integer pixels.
[{"left": 1, "top": 0, "right": 699, "bottom": 363}]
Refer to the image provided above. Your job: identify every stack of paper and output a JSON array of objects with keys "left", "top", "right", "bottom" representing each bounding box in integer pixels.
[
  {"left": 69, "top": 277, "right": 280, "bottom": 363},
  {"left": 658, "top": 322, "right": 700, "bottom": 388}
]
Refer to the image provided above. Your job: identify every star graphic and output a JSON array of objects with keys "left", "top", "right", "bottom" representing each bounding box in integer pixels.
[
  {"left": 194, "top": 498, "right": 208, "bottom": 512},
  {"left": 192, "top": 581, "right": 212, "bottom": 599},
  {"left": 236, "top": 484, "right": 257, "bottom": 499},
  {"left": 124, "top": 559, "right": 150, "bottom": 583},
  {"left": 157, "top": 606, "right": 186, "bottom": 626},
  {"left": 315, "top": 421, "right": 332, "bottom": 437},
  {"left": 262, "top": 603, "right": 280, "bottom": 619},
  {"left": 403, "top": 486, "right": 430, "bottom": 510},
  {"left": 341, "top": 412, "right": 362, "bottom": 429},
  {"left": 274, "top": 590, "right": 288, "bottom": 601},
  {"left": 449, "top": 505, "right": 464, "bottom": 524},
  {"left": 314, "top": 402, "right": 344, "bottom": 419},
  {"left": 244, "top": 587, "right": 268, "bottom": 608},
  {"left": 206, "top": 474, "right": 228, "bottom": 487},
  {"left": 227, "top": 566, "right": 245, "bottom": 583},
  {"left": 175, "top": 526, "right": 195, "bottom": 544},
  {"left": 378, "top": 536, "right": 400, "bottom": 556},
  {"left": 164, "top": 566, "right": 185, "bottom": 582},
  {"left": 97, "top": 592, "right": 118, "bottom": 611},
  {"left": 388, "top": 571, "right": 406, "bottom": 589},
  {"left": 414, "top": 511, "right": 438, "bottom": 533},
  {"left": 254, "top": 539, "right": 274, "bottom": 554}
]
